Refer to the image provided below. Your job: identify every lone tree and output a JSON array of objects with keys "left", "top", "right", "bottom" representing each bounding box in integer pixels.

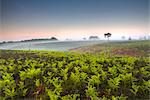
[{"left": 104, "top": 33, "right": 111, "bottom": 40}]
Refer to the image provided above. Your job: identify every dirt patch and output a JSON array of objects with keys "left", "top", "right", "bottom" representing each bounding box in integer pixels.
[
  {"left": 111, "top": 48, "right": 144, "bottom": 57},
  {"left": 70, "top": 46, "right": 145, "bottom": 57}
]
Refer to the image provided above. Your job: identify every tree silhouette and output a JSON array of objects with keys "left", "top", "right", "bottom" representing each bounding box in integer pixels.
[
  {"left": 50, "top": 37, "right": 58, "bottom": 40},
  {"left": 89, "top": 36, "right": 99, "bottom": 40},
  {"left": 128, "top": 37, "right": 132, "bottom": 40},
  {"left": 122, "top": 36, "right": 126, "bottom": 40},
  {"left": 104, "top": 33, "right": 111, "bottom": 40}
]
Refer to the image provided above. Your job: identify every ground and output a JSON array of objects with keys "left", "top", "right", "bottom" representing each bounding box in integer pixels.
[
  {"left": 0, "top": 40, "right": 149, "bottom": 100},
  {"left": 70, "top": 40, "right": 150, "bottom": 57}
]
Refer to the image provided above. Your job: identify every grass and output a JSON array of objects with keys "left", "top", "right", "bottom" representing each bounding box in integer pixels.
[{"left": 70, "top": 40, "right": 150, "bottom": 57}]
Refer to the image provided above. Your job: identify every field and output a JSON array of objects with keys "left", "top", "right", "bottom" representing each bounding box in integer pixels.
[
  {"left": 0, "top": 40, "right": 150, "bottom": 100},
  {"left": 0, "top": 40, "right": 104, "bottom": 51},
  {"left": 70, "top": 40, "right": 150, "bottom": 57}
]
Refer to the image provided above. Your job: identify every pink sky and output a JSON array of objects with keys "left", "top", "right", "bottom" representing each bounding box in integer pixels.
[{"left": 0, "top": 24, "right": 148, "bottom": 41}]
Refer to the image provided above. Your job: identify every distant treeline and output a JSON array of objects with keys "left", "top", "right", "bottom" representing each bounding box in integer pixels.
[
  {"left": 21, "top": 37, "right": 58, "bottom": 42},
  {"left": 0, "top": 37, "right": 58, "bottom": 44}
]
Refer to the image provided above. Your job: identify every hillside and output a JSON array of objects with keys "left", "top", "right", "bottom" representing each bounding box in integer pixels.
[{"left": 70, "top": 40, "right": 150, "bottom": 57}]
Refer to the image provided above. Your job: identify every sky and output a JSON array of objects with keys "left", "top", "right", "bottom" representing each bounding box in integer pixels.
[{"left": 0, "top": 0, "right": 149, "bottom": 41}]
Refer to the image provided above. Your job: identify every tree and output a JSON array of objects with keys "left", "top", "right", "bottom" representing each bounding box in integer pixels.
[
  {"left": 148, "top": 36, "right": 150, "bottom": 40},
  {"left": 104, "top": 33, "right": 111, "bottom": 40},
  {"left": 121, "top": 36, "right": 126, "bottom": 40},
  {"left": 143, "top": 36, "right": 146, "bottom": 40},
  {"left": 50, "top": 37, "right": 58, "bottom": 40},
  {"left": 89, "top": 36, "right": 99, "bottom": 40},
  {"left": 83, "top": 37, "right": 86, "bottom": 40},
  {"left": 128, "top": 37, "right": 132, "bottom": 40}
]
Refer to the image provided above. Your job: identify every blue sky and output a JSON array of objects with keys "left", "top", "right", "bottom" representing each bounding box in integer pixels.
[{"left": 1, "top": 0, "right": 149, "bottom": 41}]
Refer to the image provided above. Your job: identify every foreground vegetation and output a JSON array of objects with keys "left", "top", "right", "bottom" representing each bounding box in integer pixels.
[{"left": 0, "top": 49, "right": 149, "bottom": 99}]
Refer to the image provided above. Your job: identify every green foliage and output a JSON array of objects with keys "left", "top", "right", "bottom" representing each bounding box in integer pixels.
[
  {"left": 62, "top": 94, "right": 80, "bottom": 100},
  {"left": 86, "top": 85, "right": 99, "bottom": 99},
  {"left": 108, "top": 77, "right": 121, "bottom": 90},
  {"left": 0, "top": 50, "right": 149, "bottom": 99}
]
